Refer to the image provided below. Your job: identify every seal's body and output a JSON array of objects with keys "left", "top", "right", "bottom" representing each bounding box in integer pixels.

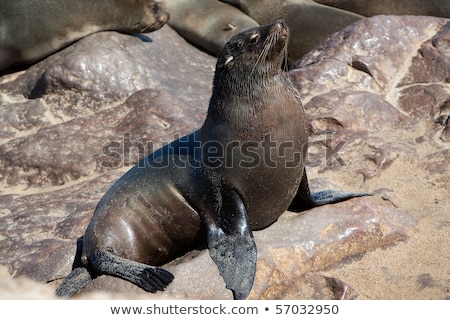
[
  {"left": 0, "top": 0, "right": 168, "bottom": 73},
  {"left": 56, "top": 20, "right": 367, "bottom": 300},
  {"left": 161, "top": 0, "right": 259, "bottom": 56}
]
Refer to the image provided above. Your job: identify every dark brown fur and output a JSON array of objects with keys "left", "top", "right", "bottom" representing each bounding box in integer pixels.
[
  {"left": 0, "top": 0, "right": 169, "bottom": 73},
  {"left": 56, "top": 20, "right": 368, "bottom": 299},
  {"left": 200, "top": 20, "right": 307, "bottom": 229}
]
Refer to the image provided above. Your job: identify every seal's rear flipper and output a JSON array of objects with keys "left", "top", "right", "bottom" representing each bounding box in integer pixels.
[
  {"left": 288, "top": 170, "right": 371, "bottom": 212},
  {"left": 310, "top": 190, "right": 371, "bottom": 207},
  {"left": 55, "top": 267, "right": 93, "bottom": 297},
  {"left": 206, "top": 189, "right": 257, "bottom": 300},
  {"left": 89, "top": 250, "right": 174, "bottom": 293}
]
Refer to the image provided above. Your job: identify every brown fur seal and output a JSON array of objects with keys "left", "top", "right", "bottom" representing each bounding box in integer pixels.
[
  {"left": 313, "top": 0, "right": 450, "bottom": 18},
  {"left": 221, "top": 0, "right": 363, "bottom": 63},
  {"left": 160, "top": 0, "right": 259, "bottom": 56},
  {"left": 56, "top": 20, "right": 368, "bottom": 299},
  {"left": 0, "top": 0, "right": 168, "bottom": 73}
]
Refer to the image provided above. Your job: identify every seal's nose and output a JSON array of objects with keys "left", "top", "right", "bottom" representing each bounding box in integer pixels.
[
  {"left": 276, "top": 19, "right": 286, "bottom": 28},
  {"left": 273, "top": 19, "right": 288, "bottom": 40}
]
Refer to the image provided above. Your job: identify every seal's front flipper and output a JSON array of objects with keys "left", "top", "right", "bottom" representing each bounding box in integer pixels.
[
  {"left": 89, "top": 249, "right": 174, "bottom": 293},
  {"left": 289, "top": 170, "right": 371, "bottom": 212},
  {"left": 205, "top": 189, "right": 257, "bottom": 300}
]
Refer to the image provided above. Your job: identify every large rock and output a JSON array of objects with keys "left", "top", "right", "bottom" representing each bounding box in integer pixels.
[
  {"left": 0, "top": 25, "right": 215, "bottom": 294},
  {"left": 289, "top": 15, "right": 449, "bottom": 299},
  {"left": 1, "top": 16, "right": 449, "bottom": 300},
  {"left": 0, "top": 27, "right": 214, "bottom": 189},
  {"left": 290, "top": 15, "right": 450, "bottom": 176}
]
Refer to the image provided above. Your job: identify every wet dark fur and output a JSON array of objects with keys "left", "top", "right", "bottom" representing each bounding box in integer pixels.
[{"left": 56, "top": 20, "right": 368, "bottom": 300}]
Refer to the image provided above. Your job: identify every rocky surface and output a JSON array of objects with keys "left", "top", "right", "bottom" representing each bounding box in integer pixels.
[
  {"left": 0, "top": 29, "right": 213, "bottom": 189},
  {"left": 0, "top": 16, "right": 449, "bottom": 300},
  {"left": 290, "top": 15, "right": 450, "bottom": 299}
]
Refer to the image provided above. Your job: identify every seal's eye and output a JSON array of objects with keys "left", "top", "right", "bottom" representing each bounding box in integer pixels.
[{"left": 248, "top": 33, "right": 260, "bottom": 45}]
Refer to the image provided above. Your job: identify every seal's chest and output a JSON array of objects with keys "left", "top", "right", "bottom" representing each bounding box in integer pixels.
[{"left": 222, "top": 141, "right": 303, "bottom": 229}]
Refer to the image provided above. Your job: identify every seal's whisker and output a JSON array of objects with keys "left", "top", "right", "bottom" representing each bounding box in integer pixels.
[
  {"left": 252, "top": 31, "right": 276, "bottom": 74},
  {"left": 252, "top": 47, "right": 266, "bottom": 74},
  {"left": 254, "top": 40, "right": 269, "bottom": 68},
  {"left": 283, "top": 45, "right": 289, "bottom": 72}
]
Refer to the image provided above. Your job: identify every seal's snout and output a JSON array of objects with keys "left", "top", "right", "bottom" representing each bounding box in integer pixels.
[
  {"left": 272, "top": 19, "right": 288, "bottom": 40},
  {"left": 273, "top": 19, "right": 287, "bottom": 32},
  {"left": 276, "top": 19, "right": 286, "bottom": 29}
]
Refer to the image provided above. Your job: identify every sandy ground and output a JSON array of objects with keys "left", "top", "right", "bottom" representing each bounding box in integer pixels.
[{"left": 317, "top": 145, "right": 450, "bottom": 299}]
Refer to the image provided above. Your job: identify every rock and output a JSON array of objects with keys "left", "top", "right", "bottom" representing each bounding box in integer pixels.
[
  {"left": 0, "top": 171, "right": 121, "bottom": 282},
  {"left": 288, "top": 15, "right": 449, "bottom": 299},
  {"left": 0, "top": 25, "right": 215, "bottom": 296},
  {"left": 249, "top": 198, "right": 414, "bottom": 299},
  {"left": 290, "top": 16, "right": 450, "bottom": 179},
  {"left": 0, "top": 27, "right": 214, "bottom": 189},
  {"left": 0, "top": 275, "right": 171, "bottom": 299},
  {"left": 1, "top": 27, "right": 214, "bottom": 114}
]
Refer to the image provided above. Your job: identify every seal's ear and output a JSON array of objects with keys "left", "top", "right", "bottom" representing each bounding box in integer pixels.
[
  {"left": 224, "top": 55, "right": 234, "bottom": 66},
  {"left": 204, "top": 188, "right": 257, "bottom": 300}
]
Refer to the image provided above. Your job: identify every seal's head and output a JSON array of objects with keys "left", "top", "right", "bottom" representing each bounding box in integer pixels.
[
  {"left": 140, "top": 0, "right": 170, "bottom": 33},
  {"left": 116, "top": 0, "right": 169, "bottom": 34},
  {"left": 208, "top": 19, "right": 292, "bottom": 117},
  {"left": 215, "top": 19, "right": 289, "bottom": 76}
]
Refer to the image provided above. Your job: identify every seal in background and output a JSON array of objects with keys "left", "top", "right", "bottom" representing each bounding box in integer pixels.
[
  {"left": 0, "top": 0, "right": 169, "bottom": 73},
  {"left": 221, "top": 0, "right": 363, "bottom": 63},
  {"left": 160, "top": 0, "right": 258, "bottom": 56}
]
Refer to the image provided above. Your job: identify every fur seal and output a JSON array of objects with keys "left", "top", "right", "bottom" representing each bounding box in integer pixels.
[
  {"left": 160, "top": 0, "right": 259, "bottom": 56},
  {"left": 0, "top": 0, "right": 169, "bottom": 73},
  {"left": 313, "top": 0, "right": 450, "bottom": 18},
  {"left": 56, "top": 20, "right": 368, "bottom": 299},
  {"left": 221, "top": 0, "right": 363, "bottom": 63}
]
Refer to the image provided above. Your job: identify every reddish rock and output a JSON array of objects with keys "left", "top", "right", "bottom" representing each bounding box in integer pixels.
[
  {"left": 290, "top": 16, "right": 450, "bottom": 179},
  {"left": 0, "top": 27, "right": 214, "bottom": 189}
]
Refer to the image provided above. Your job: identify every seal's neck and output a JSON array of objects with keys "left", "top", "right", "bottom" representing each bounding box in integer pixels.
[
  {"left": 209, "top": 67, "right": 293, "bottom": 117},
  {"left": 202, "top": 67, "right": 303, "bottom": 144}
]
